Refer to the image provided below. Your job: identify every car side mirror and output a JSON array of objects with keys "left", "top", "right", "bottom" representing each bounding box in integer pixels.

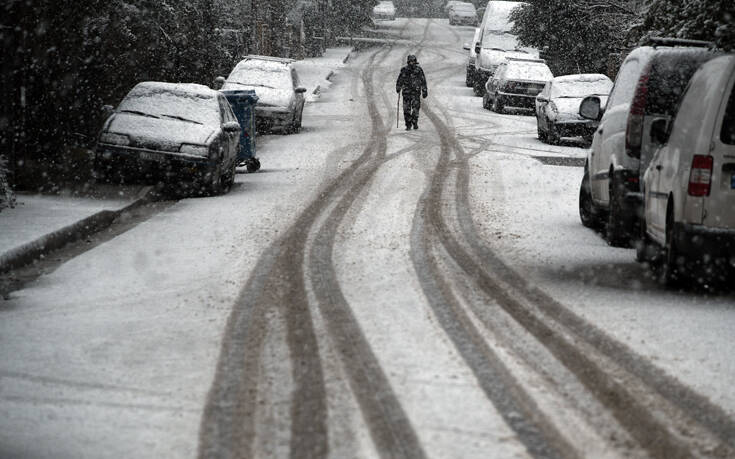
[
  {"left": 101, "top": 104, "right": 114, "bottom": 119},
  {"left": 474, "top": 44, "right": 481, "bottom": 54},
  {"left": 223, "top": 121, "right": 241, "bottom": 133},
  {"left": 213, "top": 76, "right": 225, "bottom": 90},
  {"left": 650, "top": 118, "right": 669, "bottom": 145},
  {"left": 295, "top": 87, "right": 307, "bottom": 94},
  {"left": 579, "top": 96, "right": 602, "bottom": 121},
  {"left": 463, "top": 43, "right": 471, "bottom": 51}
]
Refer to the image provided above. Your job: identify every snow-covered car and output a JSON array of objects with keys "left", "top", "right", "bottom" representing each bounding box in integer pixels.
[
  {"left": 473, "top": 0, "right": 529, "bottom": 96},
  {"left": 463, "top": 28, "right": 482, "bottom": 87},
  {"left": 94, "top": 82, "right": 241, "bottom": 195},
  {"left": 443, "top": 1, "right": 464, "bottom": 13},
  {"left": 448, "top": 2, "right": 478, "bottom": 26},
  {"left": 373, "top": 1, "right": 396, "bottom": 21},
  {"left": 638, "top": 54, "right": 735, "bottom": 286},
  {"left": 535, "top": 74, "right": 613, "bottom": 145},
  {"left": 483, "top": 58, "right": 553, "bottom": 113},
  {"left": 221, "top": 55, "right": 307, "bottom": 134},
  {"left": 578, "top": 40, "right": 717, "bottom": 246}
]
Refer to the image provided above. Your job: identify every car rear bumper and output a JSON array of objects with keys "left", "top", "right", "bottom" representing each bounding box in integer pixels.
[
  {"left": 553, "top": 120, "right": 599, "bottom": 136},
  {"left": 496, "top": 91, "right": 537, "bottom": 108},
  {"left": 675, "top": 223, "right": 735, "bottom": 262}
]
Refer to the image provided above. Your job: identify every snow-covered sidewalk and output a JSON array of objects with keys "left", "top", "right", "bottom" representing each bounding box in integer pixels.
[{"left": 0, "top": 186, "right": 146, "bottom": 269}]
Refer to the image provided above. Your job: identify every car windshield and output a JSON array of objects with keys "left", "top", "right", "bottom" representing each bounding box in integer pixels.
[
  {"left": 551, "top": 79, "right": 613, "bottom": 98},
  {"left": 504, "top": 63, "right": 552, "bottom": 81},
  {"left": 227, "top": 65, "right": 292, "bottom": 90},
  {"left": 118, "top": 86, "right": 220, "bottom": 126}
]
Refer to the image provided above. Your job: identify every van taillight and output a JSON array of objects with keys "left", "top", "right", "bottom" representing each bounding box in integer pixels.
[
  {"left": 625, "top": 71, "right": 650, "bottom": 159},
  {"left": 688, "top": 155, "right": 714, "bottom": 197}
]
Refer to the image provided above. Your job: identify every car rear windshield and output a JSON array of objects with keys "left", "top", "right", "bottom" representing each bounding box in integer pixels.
[
  {"left": 551, "top": 80, "right": 613, "bottom": 98},
  {"left": 721, "top": 82, "right": 735, "bottom": 145},
  {"left": 646, "top": 50, "right": 716, "bottom": 117},
  {"left": 504, "top": 63, "right": 552, "bottom": 82},
  {"left": 228, "top": 64, "right": 292, "bottom": 89},
  {"left": 119, "top": 87, "right": 220, "bottom": 126}
]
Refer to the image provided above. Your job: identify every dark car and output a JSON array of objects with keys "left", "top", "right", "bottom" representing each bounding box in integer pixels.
[
  {"left": 578, "top": 39, "right": 719, "bottom": 246},
  {"left": 483, "top": 58, "right": 553, "bottom": 113},
  {"left": 95, "top": 82, "right": 241, "bottom": 195}
]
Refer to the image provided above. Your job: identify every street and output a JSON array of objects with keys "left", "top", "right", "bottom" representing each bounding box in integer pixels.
[{"left": 1, "top": 18, "right": 735, "bottom": 459}]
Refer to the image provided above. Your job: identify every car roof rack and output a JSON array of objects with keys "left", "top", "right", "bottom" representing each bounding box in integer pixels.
[
  {"left": 242, "top": 55, "right": 295, "bottom": 64},
  {"left": 645, "top": 37, "right": 714, "bottom": 48},
  {"left": 505, "top": 57, "right": 546, "bottom": 63}
]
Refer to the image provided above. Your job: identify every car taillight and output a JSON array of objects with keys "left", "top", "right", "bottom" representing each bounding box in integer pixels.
[
  {"left": 688, "top": 155, "right": 713, "bottom": 197},
  {"left": 625, "top": 69, "right": 651, "bottom": 159}
]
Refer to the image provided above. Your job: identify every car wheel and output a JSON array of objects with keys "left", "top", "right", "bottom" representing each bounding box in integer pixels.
[
  {"left": 473, "top": 79, "right": 485, "bottom": 97},
  {"left": 224, "top": 161, "right": 236, "bottom": 191},
  {"left": 606, "top": 174, "right": 632, "bottom": 247},
  {"left": 659, "top": 208, "right": 685, "bottom": 287},
  {"left": 465, "top": 71, "right": 473, "bottom": 88},
  {"left": 482, "top": 93, "right": 492, "bottom": 110},
  {"left": 207, "top": 167, "right": 224, "bottom": 196},
  {"left": 296, "top": 107, "right": 304, "bottom": 130},
  {"left": 579, "top": 166, "right": 603, "bottom": 230},
  {"left": 547, "top": 122, "right": 561, "bottom": 145},
  {"left": 537, "top": 122, "right": 547, "bottom": 142},
  {"left": 492, "top": 93, "right": 504, "bottom": 114},
  {"left": 635, "top": 214, "right": 659, "bottom": 264}
]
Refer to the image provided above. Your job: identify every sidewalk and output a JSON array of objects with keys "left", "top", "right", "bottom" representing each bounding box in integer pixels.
[
  {"left": 0, "top": 47, "right": 354, "bottom": 275},
  {"left": 0, "top": 185, "right": 149, "bottom": 272}
]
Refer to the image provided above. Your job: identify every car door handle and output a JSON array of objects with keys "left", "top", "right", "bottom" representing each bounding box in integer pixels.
[
  {"left": 598, "top": 129, "right": 603, "bottom": 134},
  {"left": 655, "top": 165, "right": 662, "bottom": 171}
]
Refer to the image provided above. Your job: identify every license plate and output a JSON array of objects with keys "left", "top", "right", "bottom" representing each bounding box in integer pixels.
[{"left": 139, "top": 151, "right": 163, "bottom": 162}]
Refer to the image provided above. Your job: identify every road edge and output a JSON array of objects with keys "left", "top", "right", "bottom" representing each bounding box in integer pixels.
[{"left": 0, "top": 186, "right": 155, "bottom": 274}]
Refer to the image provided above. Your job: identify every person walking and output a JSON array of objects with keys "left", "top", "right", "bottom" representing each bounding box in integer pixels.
[{"left": 396, "top": 55, "right": 428, "bottom": 130}]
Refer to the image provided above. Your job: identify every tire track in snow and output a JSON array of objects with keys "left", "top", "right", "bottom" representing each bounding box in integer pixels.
[
  {"left": 199, "top": 44, "right": 424, "bottom": 459},
  {"left": 416, "top": 72, "right": 735, "bottom": 457}
]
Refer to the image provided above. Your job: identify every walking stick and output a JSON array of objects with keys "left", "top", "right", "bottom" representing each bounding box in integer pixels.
[{"left": 396, "top": 91, "right": 400, "bottom": 129}]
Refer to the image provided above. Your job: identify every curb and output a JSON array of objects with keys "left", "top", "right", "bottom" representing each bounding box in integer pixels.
[{"left": 0, "top": 186, "right": 155, "bottom": 274}]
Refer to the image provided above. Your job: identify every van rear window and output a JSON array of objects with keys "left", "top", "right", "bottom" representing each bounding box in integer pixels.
[{"left": 722, "top": 83, "right": 735, "bottom": 145}]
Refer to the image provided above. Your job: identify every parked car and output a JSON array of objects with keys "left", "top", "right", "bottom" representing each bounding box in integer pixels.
[
  {"left": 577, "top": 39, "right": 718, "bottom": 247},
  {"left": 443, "top": 1, "right": 464, "bottom": 13},
  {"left": 483, "top": 58, "right": 553, "bottom": 113},
  {"left": 448, "top": 2, "right": 478, "bottom": 26},
  {"left": 638, "top": 54, "right": 735, "bottom": 286},
  {"left": 94, "top": 82, "right": 241, "bottom": 195},
  {"left": 221, "top": 55, "right": 307, "bottom": 134},
  {"left": 373, "top": 1, "right": 396, "bottom": 21},
  {"left": 535, "top": 74, "right": 613, "bottom": 144},
  {"left": 473, "top": 1, "right": 530, "bottom": 96},
  {"left": 463, "top": 28, "right": 482, "bottom": 87}
]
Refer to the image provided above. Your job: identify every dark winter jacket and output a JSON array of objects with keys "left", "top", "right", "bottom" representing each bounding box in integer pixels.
[{"left": 396, "top": 64, "right": 428, "bottom": 97}]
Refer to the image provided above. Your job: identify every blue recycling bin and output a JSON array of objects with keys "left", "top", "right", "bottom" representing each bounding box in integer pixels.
[{"left": 221, "top": 89, "right": 260, "bottom": 172}]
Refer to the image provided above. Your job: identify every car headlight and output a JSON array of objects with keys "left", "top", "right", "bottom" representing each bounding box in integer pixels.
[
  {"left": 179, "top": 144, "right": 208, "bottom": 156},
  {"left": 99, "top": 132, "right": 130, "bottom": 146}
]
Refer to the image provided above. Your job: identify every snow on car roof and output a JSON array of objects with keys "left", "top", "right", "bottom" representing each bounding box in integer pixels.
[
  {"left": 552, "top": 74, "right": 611, "bottom": 83},
  {"left": 131, "top": 81, "right": 216, "bottom": 98}
]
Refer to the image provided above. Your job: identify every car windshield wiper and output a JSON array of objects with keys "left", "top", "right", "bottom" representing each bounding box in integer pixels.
[
  {"left": 229, "top": 82, "right": 276, "bottom": 89},
  {"left": 119, "top": 109, "right": 159, "bottom": 119},
  {"left": 160, "top": 114, "right": 203, "bottom": 125}
]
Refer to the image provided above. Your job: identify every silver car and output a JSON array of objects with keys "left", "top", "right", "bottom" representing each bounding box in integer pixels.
[
  {"left": 535, "top": 74, "right": 613, "bottom": 145},
  {"left": 221, "top": 55, "right": 307, "bottom": 134}
]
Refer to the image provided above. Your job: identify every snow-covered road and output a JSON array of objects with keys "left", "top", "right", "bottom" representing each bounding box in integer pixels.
[{"left": 1, "top": 18, "right": 734, "bottom": 459}]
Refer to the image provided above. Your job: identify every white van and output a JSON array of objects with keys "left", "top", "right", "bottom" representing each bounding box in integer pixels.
[
  {"left": 638, "top": 54, "right": 735, "bottom": 286},
  {"left": 472, "top": 1, "right": 531, "bottom": 96}
]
